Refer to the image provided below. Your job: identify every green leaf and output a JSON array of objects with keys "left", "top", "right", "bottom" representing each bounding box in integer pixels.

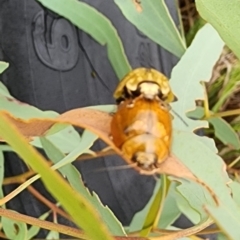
[
  {"left": 0, "top": 113, "right": 114, "bottom": 240},
  {"left": 51, "top": 130, "right": 98, "bottom": 170},
  {"left": 129, "top": 180, "right": 161, "bottom": 232},
  {"left": 170, "top": 24, "right": 224, "bottom": 131},
  {"left": 0, "top": 94, "right": 57, "bottom": 119},
  {"left": 172, "top": 131, "right": 230, "bottom": 196},
  {"left": 0, "top": 151, "right": 5, "bottom": 208},
  {"left": 209, "top": 117, "right": 240, "bottom": 150},
  {"left": 157, "top": 183, "right": 181, "bottom": 229},
  {"left": 196, "top": 0, "right": 240, "bottom": 59},
  {"left": 44, "top": 123, "right": 71, "bottom": 136},
  {"left": 229, "top": 181, "right": 240, "bottom": 208},
  {"left": 188, "top": 107, "right": 240, "bottom": 150},
  {"left": 212, "top": 81, "right": 240, "bottom": 113},
  {"left": 114, "top": 0, "right": 186, "bottom": 58},
  {"left": 0, "top": 82, "right": 12, "bottom": 97},
  {"left": 176, "top": 180, "right": 210, "bottom": 223},
  {"left": 46, "top": 230, "right": 59, "bottom": 239},
  {"left": 0, "top": 61, "right": 9, "bottom": 74},
  {"left": 0, "top": 92, "right": 82, "bottom": 153},
  {"left": 36, "top": 0, "right": 131, "bottom": 79},
  {"left": 206, "top": 204, "right": 240, "bottom": 240},
  {"left": 129, "top": 181, "right": 180, "bottom": 233},
  {"left": 186, "top": 106, "right": 205, "bottom": 119},
  {"left": 40, "top": 135, "right": 125, "bottom": 236},
  {"left": 0, "top": 150, "right": 6, "bottom": 219},
  {"left": 172, "top": 130, "right": 240, "bottom": 240},
  {"left": 32, "top": 125, "right": 82, "bottom": 153},
  {"left": 140, "top": 175, "right": 168, "bottom": 236},
  {"left": 46, "top": 216, "right": 59, "bottom": 240},
  {"left": 2, "top": 131, "right": 99, "bottom": 202},
  {"left": 0, "top": 151, "right": 4, "bottom": 190},
  {"left": 185, "top": 17, "right": 206, "bottom": 46},
  {"left": 218, "top": 233, "right": 228, "bottom": 240},
  {"left": 173, "top": 186, "right": 201, "bottom": 224},
  {"left": 2, "top": 213, "right": 28, "bottom": 240},
  {"left": 0, "top": 81, "right": 82, "bottom": 153}
]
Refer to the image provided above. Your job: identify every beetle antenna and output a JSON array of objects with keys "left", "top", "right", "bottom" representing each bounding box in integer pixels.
[
  {"left": 85, "top": 163, "right": 138, "bottom": 176},
  {"left": 159, "top": 99, "right": 188, "bottom": 127},
  {"left": 171, "top": 108, "right": 188, "bottom": 127}
]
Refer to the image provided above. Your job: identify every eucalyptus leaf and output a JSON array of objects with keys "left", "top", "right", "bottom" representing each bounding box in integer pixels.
[
  {"left": 114, "top": 0, "right": 186, "bottom": 58},
  {"left": 0, "top": 61, "right": 9, "bottom": 74},
  {"left": 157, "top": 182, "right": 181, "bottom": 229},
  {"left": 209, "top": 117, "right": 240, "bottom": 150},
  {"left": 0, "top": 151, "right": 5, "bottom": 212},
  {"left": 128, "top": 182, "right": 181, "bottom": 232},
  {"left": 229, "top": 181, "right": 240, "bottom": 208},
  {"left": 46, "top": 230, "right": 59, "bottom": 239},
  {"left": 196, "top": 0, "right": 240, "bottom": 59},
  {"left": 140, "top": 175, "right": 168, "bottom": 236},
  {"left": 0, "top": 95, "right": 56, "bottom": 119},
  {"left": 0, "top": 114, "right": 114, "bottom": 240},
  {"left": 0, "top": 82, "right": 12, "bottom": 97},
  {"left": 217, "top": 233, "right": 229, "bottom": 240},
  {"left": 46, "top": 216, "right": 59, "bottom": 240},
  {"left": 176, "top": 180, "right": 209, "bottom": 223},
  {"left": 168, "top": 24, "right": 236, "bottom": 236},
  {"left": 129, "top": 180, "right": 161, "bottom": 232},
  {"left": 188, "top": 107, "right": 240, "bottom": 150},
  {"left": 0, "top": 151, "right": 4, "bottom": 191},
  {"left": 40, "top": 135, "right": 125, "bottom": 236},
  {"left": 172, "top": 130, "right": 240, "bottom": 239},
  {"left": 212, "top": 81, "right": 240, "bottom": 113},
  {"left": 170, "top": 24, "right": 224, "bottom": 131},
  {"left": 2, "top": 213, "right": 28, "bottom": 240},
  {"left": 173, "top": 187, "right": 201, "bottom": 224},
  {"left": 0, "top": 81, "right": 82, "bottom": 153},
  {"left": 32, "top": 125, "right": 81, "bottom": 153}
]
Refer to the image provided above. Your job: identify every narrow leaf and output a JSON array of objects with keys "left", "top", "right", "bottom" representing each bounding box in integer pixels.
[
  {"left": 2, "top": 213, "right": 28, "bottom": 240},
  {"left": 129, "top": 181, "right": 161, "bottom": 232},
  {"left": 0, "top": 113, "right": 114, "bottom": 240},
  {"left": 114, "top": 0, "right": 186, "bottom": 57},
  {"left": 40, "top": 135, "right": 125, "bottom": 236},
  {"left": 0, "top": 61, "right": 9, "bottom": 74},
  {"left": 188, "top": 107, "right": 240, "bottom": 150},
  {"left": 173, "top": 130, "right": 240, "bottom": 240},
  {"left": 209, "top": 117, "right": 240, "bottom": 150},
  {"left": 140, "top": 176, "right": 168, "bottom": 236},
  {"left": 196, "top": 0, "right": 240, "bottom": 59},
  {"left": 170, "top": 24, "right": 224, "bottom": 131}
]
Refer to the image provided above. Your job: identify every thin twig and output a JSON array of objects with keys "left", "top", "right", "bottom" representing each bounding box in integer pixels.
[{"left": 27, "top": 186, "right": 72, "bottom": 221}]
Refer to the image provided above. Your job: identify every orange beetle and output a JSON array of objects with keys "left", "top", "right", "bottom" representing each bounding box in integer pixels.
[
  {"left": 110, "top": 96, "right": 172, "bottom": 172},
  {"left": 114, "top": 68, "right": 174, "bottom": 103}
]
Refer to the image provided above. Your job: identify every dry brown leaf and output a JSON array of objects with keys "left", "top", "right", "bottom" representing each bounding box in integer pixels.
[
  {"left": 1, "top": 109, "right": 111, "bottom": 141},
  {"left": 150, "top": 218, "right": 213, "bottom": 240},
  {"left": 0, "top": 109, "right": 197, "bottom": 180}
]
